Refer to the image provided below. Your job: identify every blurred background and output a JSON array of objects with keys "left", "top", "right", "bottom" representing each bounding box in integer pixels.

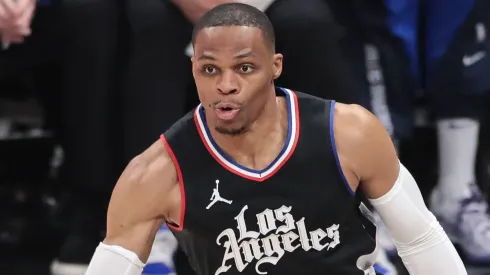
[{"left": 1, "top": 0, "right": 490, "bottom": 275}]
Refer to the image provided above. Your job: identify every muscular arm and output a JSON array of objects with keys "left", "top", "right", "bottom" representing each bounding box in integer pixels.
[
  {"left": 85, "top": 140, "right": 180, "bottom": 275},
  {"left": 333, "top": 103, "right": 467, "bottom": 275}
]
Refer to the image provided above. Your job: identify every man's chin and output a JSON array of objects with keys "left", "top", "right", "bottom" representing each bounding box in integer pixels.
[{"left": 215, "top": 125, "right": 247, "bottom": 136}]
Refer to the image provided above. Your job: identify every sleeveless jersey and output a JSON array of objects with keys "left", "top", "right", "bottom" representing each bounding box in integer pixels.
[{"left": 162, "top": 88, "right": 379, "bottom": 275}]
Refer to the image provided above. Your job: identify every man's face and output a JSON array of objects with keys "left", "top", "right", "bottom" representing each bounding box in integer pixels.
[{"left": 192, "top": 26, "right": 282, "bottom": 135}]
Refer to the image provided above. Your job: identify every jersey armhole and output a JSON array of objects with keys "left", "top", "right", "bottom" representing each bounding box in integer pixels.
[
  {"left": 160, "top": 134, "right": 186, "bottom": 231},
  {"left": 329, "top": 100, "right": 356, "bottom": 196}
]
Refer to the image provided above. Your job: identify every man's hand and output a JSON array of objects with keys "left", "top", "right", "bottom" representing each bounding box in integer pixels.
[
  {"left": 171, "top": 0, "right": 232, "bottom": 23},
  {"left": 0, "top": 0, "right": 35, "bottom": 45}
]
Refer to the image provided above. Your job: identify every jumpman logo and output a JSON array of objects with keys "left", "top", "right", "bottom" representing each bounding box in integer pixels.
[{"left": 206, "top": 180, "right": 233, "bottom": 209}]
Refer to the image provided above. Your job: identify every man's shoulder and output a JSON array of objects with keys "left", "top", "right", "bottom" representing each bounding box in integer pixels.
[
  {"left": 334, "top": 103, "right": 373, "bottom": 127},
  {"left": 138, "top": 139, "right": 174, "bottom": 172},
  {"left": 107, "top": 140, "right": 177, "bottom": 237},
  {"left": 332, "top": 103, "right": 379, "bottom": 147},
  {"left": 133, "top": 138, "right": 178, "bottom": 189},
  {"left": 331, "top": 103, "right": 395, "bottom": 183}
]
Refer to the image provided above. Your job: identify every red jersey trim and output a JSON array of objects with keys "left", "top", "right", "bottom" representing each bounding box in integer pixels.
[{"left": 160, "top": 134, "right": 186, "bottom": 231}]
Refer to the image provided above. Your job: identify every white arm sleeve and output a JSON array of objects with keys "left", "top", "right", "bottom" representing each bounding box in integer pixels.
[
  {"left": 369, "top": 162, "right": 467, "bottom": 275},
  {"left": 84, "top": 242, "right": 145, "bottom": 275}
]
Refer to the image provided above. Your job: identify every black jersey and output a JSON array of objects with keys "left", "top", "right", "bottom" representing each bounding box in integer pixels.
[{"left": 162, "top": 88, "right": 379, "bottom": 275}]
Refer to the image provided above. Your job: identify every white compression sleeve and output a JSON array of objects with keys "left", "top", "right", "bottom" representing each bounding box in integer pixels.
[
  {"left": 369, "top": 162, "right": 467, "bottom": 275},
  {"left": 85, "top": 242, "right": 145, "bottom": 275}
]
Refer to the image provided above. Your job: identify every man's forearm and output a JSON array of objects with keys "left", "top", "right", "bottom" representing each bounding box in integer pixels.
[
  {"left": 85, "top": 243, "right": 145, "bottom": 275},
  {"left": 370, "top": 163, "right": 467, "bottom": 274},
  {"left": 395, "top": 233, "right": 466, "bottom": 274}
]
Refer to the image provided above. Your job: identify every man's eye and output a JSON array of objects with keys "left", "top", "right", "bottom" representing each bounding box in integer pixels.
[
  {"left": 204, "top": 66, "right": 217, "bottom": 74},
  {"left": 238, "top": 65, "right": 254, "bottom": 73}
]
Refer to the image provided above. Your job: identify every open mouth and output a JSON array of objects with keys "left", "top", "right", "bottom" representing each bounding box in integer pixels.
[{"left": 215, "top": 103, "right": 240, "bottom": 120}]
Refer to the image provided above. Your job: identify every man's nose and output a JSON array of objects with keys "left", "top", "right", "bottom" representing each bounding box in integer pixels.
[{"left": 217, "top": 70, "right": 238, "bottom": 95}]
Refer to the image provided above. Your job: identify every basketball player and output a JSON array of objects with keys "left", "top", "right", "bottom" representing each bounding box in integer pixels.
[{"left": 85, "top": 3, "right": 466, "bottom": 275}]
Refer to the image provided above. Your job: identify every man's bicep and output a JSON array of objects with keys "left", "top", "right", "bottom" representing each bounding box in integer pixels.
[
  {"left": 334, "top": 103, "right": 399, "bottom": 198},
  {"left": 355, "top": 107, "right": 400, "bottom": 200},
  {"left": 86, "top": 171, "right": 163, "bottom": 275},
  {"left": 104, "top": 151, "right": 174, "bottom": 261},
  {"left": 350, "top": 109, "right": 438, "bottom": 244}
]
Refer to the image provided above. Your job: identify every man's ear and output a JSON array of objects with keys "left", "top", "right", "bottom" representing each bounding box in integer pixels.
[{"left": 272, "top": 53, "right": 283, "bottom": 80}]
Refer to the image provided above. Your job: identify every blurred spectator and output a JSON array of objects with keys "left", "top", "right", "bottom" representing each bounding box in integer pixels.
[
  {"left": 330, "top": 0, "right": 490, "bottom": 268},
  {"left": 1, "top": 0, "right": 120, "bottom": 274},
  {"left": 0, "top": 0, "right": 35, "bottom": 46},
  {"left": 426, "top": 0, "right": 490, "bottom": 263},
  {"left": 328, "top": 0, "right": 418, "bottom": 141}
]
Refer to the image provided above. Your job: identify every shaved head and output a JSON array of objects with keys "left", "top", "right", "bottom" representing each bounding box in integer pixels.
[{"left": 192, "top": 3, "right": 275, "bottom": 51}]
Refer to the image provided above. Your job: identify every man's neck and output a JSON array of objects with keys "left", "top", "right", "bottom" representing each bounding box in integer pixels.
[{"left": 210, "top": 92, "right": 287, "bottom": 167}]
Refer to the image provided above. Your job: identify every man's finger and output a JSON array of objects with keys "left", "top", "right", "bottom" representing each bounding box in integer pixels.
[
  {"left": 1, "top": 31, "right": 22, "bottom": 43},
  {"left": 4, "top": 0, "right": 31, "bottom": 17},
  {"left": 2, "top": 0, "right": 18, "bottom": 16},
  {"left": 0, "top": 31, "right": 10, "bottom": 49},
  {"left": 2, "top": 41, "right": 11, "bottom": 50},
  {"left": 0, "top": 3, "right": 10, "bottom": 22},
  {"left": 14, "top": 0, "right": 33, "bottom": 31}
]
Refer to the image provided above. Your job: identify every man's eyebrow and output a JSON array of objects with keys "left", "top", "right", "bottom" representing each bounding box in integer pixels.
[
  {"left": 196, "top": 50, "right": 255, "bottom": 61},
  {"left": 198, "top": 52, "right": 216, "bottom": 61},
  {"left": 234, "top": 50, "right": 255, "bottom": 59}
]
